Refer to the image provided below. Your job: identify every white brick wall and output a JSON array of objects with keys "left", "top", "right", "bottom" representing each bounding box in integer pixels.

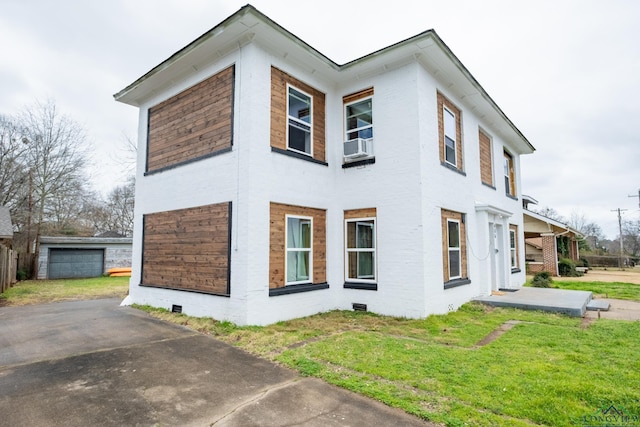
[{"left": 126, "top": 41, "right": 526, "bottom": 325}]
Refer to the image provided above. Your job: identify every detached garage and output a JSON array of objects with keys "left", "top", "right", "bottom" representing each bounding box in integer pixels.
[{"left": 37, "top": 236, "right": 132, "bottom": 280}]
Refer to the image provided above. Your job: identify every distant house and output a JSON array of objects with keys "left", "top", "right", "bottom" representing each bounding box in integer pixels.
[
  {"left": 37, "top": 236, "right": 132, "bottom": 280},
  {"left": 0, "top": 206, "right": 16, "bottom": 290},
  {"left": 115, "top": 5, "right": 535, "bottom": 325},
  {"left": 522, "top": 196, "right": 582, "bottom": 276}
]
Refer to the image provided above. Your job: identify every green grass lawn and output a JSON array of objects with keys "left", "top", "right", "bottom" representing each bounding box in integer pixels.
[
  {"left": 0, "top": 276, "right": 129, "bottom": 306},
  {"left": 550, "top": 280, "right": 640, "bottom": 301},
  {"left": 4, "top": 275, "right": 639, "bottom": 425},
  {"left": 137, "top": 303, "right": 640, "bottom": 426}
]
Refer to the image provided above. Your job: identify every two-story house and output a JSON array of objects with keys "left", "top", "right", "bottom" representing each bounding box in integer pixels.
[{"left": 115, "top": 5, "right": 535, "bottom": 326}]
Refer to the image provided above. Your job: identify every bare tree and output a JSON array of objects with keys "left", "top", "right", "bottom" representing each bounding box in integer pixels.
[
  {"left": 18, "top": 99, "right": 89, "bottom": 277},
  {"left": 82, "top": 176, "right": 135, "bottom": 237},
  {"left": 567, "top": 210, "right": 605, "bottom": 251},
  {"left": 0, "top": 115, "right": 29, "bottom": 214},
  {"left": 103, "top": 176, "right": 135, "bottom": 236},
  {"left": 532, "top": 206, "right": 566, "bottom": 222},
  {"left": 623, "top": 219, "right": 640, "bottom": 257}
]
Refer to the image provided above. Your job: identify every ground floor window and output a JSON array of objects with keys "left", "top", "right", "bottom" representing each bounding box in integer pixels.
[
  {"left": 441, "top": 208, "right": 468, "bottom": 285},
  {"left": 509, "top": 225, "right": 519, "bottom": 270},
  {"left": 286, "top": 215, "right": 312, "bottom": 284},
  {"left": 345, "top": 218, "right": 376, "bottom": 282},
  {"left": 447, "top": 219, "right": 461, "bottom": 279},
  {"left": 269, "top": 203, "right": 326, "bottom": 291}
]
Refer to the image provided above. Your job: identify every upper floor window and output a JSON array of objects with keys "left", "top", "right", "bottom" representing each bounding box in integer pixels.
[
  {"left": 346, "top": 98, "right": 373, "bottom": 141},
  {"left": 343, "top": 88, "right": 374, "bottom": 163},
  {"left": 437, "top": 91, "right": 463, "bottom": 172},
  {"left": 287, "top": 85, "right": 312, "bottom": 156},
  {"left": 444, "top": 107, "right": 457, "bottom": 166},
  {"left": 345, "top": 218, "right": 376, "bottom": 282},
  {"left": 504, "top": 150, "right": 516, "bottom": 197},
  {"left": 286, "top": 215, "right": 312, "bottom": 285}
]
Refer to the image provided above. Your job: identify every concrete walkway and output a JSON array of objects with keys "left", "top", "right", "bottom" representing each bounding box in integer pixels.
[
  {"left": 474, "top": 287, "right": 592, "bottom": 317},
  {"left": 584, "top": 298, "right": 640, "bottom": 321},
  {"left": 0, "top": 299, "right": 435, "bottom": 427}
]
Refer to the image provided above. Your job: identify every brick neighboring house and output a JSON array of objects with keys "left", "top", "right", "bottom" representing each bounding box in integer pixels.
[
  {"left": 115, "top": 5, "right": 535, "bottom": 325},
  {"left": 523, "top": 213, "right": 581, "bottom": 277}
]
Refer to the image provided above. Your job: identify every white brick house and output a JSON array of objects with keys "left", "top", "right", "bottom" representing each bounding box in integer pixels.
[{"left": 115, "top": 5, "right": 535, "bottom": 325}]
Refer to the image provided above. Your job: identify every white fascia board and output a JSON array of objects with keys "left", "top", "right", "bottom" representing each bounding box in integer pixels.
[
  {"left": 114, "top": 4, "right": 535, "bottom": 156},
  {"left": 523, "top": 211, "right": 583, "bottom": 237}
]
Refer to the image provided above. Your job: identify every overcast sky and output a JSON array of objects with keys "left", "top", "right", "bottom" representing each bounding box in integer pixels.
[{"left": 1, "top": 0, "right": 639, "bottom": 239}]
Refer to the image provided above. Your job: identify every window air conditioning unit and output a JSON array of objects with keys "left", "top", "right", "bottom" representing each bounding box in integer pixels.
[{"left": 343, "top": 138, "right": 373, "bottom": 160}]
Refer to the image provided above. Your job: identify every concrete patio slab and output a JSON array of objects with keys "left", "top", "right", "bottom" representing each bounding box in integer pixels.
[{"left": 474, "top": 287, "right": 592, "bottom": 317}]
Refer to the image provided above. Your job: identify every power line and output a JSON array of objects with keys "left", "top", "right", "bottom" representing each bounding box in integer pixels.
[
  {"left": 629, "top": 189, "right": 640, "bottom": 209},
  {"left": 611, "top": 208, "right": 628, "bottom": 268}
]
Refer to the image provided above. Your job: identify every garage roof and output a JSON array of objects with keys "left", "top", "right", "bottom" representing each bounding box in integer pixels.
[{"left": 0, "top": 206, "right": 13, "bottom": 240}]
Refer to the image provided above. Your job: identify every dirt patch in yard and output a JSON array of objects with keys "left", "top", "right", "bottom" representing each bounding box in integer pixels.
[{"left": 557, "top": 267, "right": 640, "bottom": 284}]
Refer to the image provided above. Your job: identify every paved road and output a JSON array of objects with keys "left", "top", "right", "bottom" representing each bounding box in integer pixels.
[{"left": 0, "top": 299, "right": 435, "bottom": 426}]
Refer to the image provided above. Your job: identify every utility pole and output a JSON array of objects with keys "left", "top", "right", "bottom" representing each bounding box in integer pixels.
[
  {"left": 630, "top": 189, "right": 640, "bottom": 209},
  {"left": 611, "top": 208, "right": 628, "bottom": 268}
]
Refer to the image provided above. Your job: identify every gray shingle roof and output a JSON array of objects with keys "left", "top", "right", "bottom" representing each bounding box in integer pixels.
[{"left": 0, "top": 206, "right": 13, "bottom": 239}]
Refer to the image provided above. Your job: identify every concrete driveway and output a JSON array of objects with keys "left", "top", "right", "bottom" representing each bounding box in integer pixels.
[{"left": 0, "top": 299, "right": 434, "bottom": 427}]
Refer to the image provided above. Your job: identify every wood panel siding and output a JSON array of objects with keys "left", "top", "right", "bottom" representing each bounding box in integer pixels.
[
  {"left": 342, "top": 87, "right": 374, "bottom": 105},
  {"left": 269, "top": 202, "right": 326, "bottom": 288},
  {"left": 437, "top": 91, "right": 463, "bottom": 170},
  {"left": 142, "top": 202, "right": 231, "bottom": 295},
  {"left": 146, "top": 65, "right": 235, "bottom": 173},
  {"left": 441, "top": 208, "right": 468, "bottom": 283},
  {"left": 344, "top": 207, "right": 377, "bottom": 220},
  {"left": 479, "top": 129, "right": 493, "bottom": 186},
  {"left": 270, "top": 67, "right": 326, "bottom": 162},
  {"left": 504, "top": 150, "right": 516, "bottom": 196}
]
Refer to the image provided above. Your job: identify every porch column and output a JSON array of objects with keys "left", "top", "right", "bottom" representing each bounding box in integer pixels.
[
  {"left": 569, "top": 238, "right": 579, "bottom": 261},
  {"left": 541, "top": 233, "right": 558, "bottom": 276}
]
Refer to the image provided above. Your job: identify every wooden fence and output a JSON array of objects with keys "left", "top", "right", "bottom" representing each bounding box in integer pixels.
[{"left": 0, "top": 245, "right": 17, "bottom": 293}]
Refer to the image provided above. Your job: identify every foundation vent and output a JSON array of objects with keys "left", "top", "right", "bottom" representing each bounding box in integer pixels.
[
  {"left": 352, "top": 303, "right": 367, "bottom": 312},
  {"left": 171, "top": 304, "right": 183, "bottom": 314}
]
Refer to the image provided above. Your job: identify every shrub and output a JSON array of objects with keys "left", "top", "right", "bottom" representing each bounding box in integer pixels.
[
  {"left": 531, "top": 271, "right": 553, "bottom": 288},
  {"left": 558, "top": 258, "right": 581, "bottom": 277},
  {"left": 16, "top": 270, "right": 28, "bottom": 281},
  {"left": 575, "top": 257, "right": 591, "bottom": 268}
]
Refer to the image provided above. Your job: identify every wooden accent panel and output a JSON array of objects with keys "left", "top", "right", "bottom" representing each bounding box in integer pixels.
[
  {"left": 343, "top": 87, "right": 374, "bottom": 105},
  {"left": 504, "top": 150, "right": 516, "bottom": 196},
  {"left": 441, "top": 209, "right": 468, "bottom": 282},
  {"left": 146, "top": 65, "right": 235, "bottom": 173},
  {"left": 344, "top": 207, "right": 377, "bottom": 220},
  {"left": 270, "top": 67, "right": 326, "bottom": 162},
  {"left": 479, "top": 129, "right": 493, "bottom": 186},
  {"left": 142, "top": 202, "right": 231, "bottom": 295},
  {"left": 437, "top": 91, "right": 463, "bottom": 170},
  {"left": 269, "top": 202, "right": 326, "bottom": 289}
]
